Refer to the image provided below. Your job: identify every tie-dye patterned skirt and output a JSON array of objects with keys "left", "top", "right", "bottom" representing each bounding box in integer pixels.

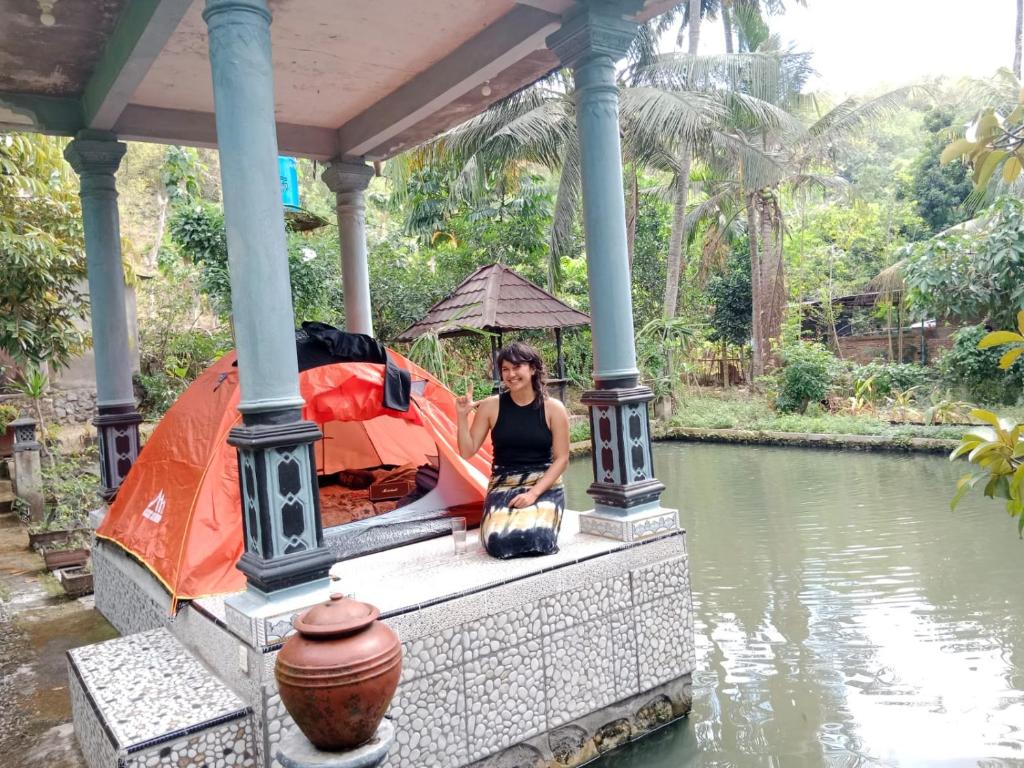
[{"left": 481, "top": 465, "right": 564, "bottom": 559}]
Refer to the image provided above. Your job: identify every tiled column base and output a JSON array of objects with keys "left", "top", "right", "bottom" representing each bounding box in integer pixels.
[
  {"left": 578, "top": 506, "right": 680, "bottom": 542},
  {"left": 68, "top": 629, "right": 256, "bottom": 768}
]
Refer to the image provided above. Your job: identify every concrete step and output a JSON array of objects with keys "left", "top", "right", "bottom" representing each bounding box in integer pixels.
[{"left": 68, "top": 628, "right": 257, "bottom": 768}]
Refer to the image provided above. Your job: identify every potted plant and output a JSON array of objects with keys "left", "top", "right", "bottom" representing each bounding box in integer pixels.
[
  {"left": 58, "top": 560, "right": 94, "bottom": 598},
  {"left": 27, "top": 452, "right": 98, "bottom": 551},
  {"left": 0, "top": 402, "right": 18, "bottom": 460},
  {"left": 28, "top": 507, "right": 88, "bottom": 551},
  {"left": 42, "top": 532, "right": 90, "bottom": 570}
]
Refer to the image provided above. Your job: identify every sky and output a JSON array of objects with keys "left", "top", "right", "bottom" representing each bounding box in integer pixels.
[{"left": 669, "top": 0, "right": 1019, "bottom": 97}]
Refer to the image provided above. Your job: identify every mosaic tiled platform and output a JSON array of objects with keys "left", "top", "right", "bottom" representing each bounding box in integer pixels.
[
  {"left": 89, "top": 511, "right": 695, "bottom": 768},
  {"left": 68, "top": 629, "right": 256, "bottom": 768}
]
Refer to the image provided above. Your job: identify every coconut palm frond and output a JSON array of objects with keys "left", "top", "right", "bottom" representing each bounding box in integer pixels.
[
  {"left": 724, "top": 91, "right": 803, "bottom": 135},
  {"left": 548, "top": 139, "right": 582, "bottom": 290},
  {"left": 804, "top": 86, "right": 929, "bottom": 149},
  {"left": 956, "top": 68, "right": 1021, "bottom": 114},
  {"left": 485, "top": 98, "right": 573, "bottom": 170},
  {"left": 638, "top": 51, "right": 788, "bottom": 98},
  {"left": 620, "top": 87, "right": 725, "bottom": 152}
]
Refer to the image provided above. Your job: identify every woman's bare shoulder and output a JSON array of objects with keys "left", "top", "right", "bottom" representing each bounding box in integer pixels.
[
  {"left": 478, "top": 395, "right": 500, "bottom": 411},
  {"left": 544, "top": 397, "right": 569, "bottom": 416}
]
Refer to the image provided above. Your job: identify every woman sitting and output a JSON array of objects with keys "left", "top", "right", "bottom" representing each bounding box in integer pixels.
[{"left": 456, "top": 342, "right": 570, "bottom": 558}]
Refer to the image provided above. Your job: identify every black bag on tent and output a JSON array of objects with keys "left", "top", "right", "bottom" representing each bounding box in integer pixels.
[{"left": 295, "top": 322, "right": 412, "bottom": 412}]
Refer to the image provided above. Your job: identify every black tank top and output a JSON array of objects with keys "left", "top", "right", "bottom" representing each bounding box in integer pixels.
[{"left": 491, "top": 391, "right": 552, "bottom": 467}]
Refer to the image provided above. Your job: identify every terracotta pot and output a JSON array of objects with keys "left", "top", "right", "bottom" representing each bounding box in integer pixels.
[{"left": 275, "top": 593, "right": 401, "bottom": 751}]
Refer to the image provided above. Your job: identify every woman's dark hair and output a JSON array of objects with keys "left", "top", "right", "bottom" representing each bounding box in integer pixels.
[{"left": 496, "top": 341, "right": 546, "bottom": 406}]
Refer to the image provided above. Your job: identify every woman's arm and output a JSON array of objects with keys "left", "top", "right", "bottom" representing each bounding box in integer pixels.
[
  {"left": 457, "top": 389, "right": 496, "bottom": 459},
  {"left": 509, "top": 399, "right": 570, "bottom": 508}
]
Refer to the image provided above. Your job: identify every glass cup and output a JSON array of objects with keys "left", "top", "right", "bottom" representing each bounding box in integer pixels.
[{"left": 451, "top": 516, "right": 468, "bottom": 555}]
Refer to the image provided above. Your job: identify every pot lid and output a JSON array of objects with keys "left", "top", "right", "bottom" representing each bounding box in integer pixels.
[{"left": 293, "top": 593, "right": 380, "bottom": 637}]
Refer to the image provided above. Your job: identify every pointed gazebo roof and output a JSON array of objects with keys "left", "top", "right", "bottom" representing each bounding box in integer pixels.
[{"left": 396, "top": 263, "right": 590, "bottom": 341}]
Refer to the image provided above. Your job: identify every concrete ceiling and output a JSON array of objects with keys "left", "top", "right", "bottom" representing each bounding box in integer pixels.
[
  {"left": 0, "top": 0, "right": 674, "bottom": 160},
  {"left": 0, "top": 0, "right": 127, "bottom": 96},
  {"left": 132, "top": 0, "right": 520, "bottom": 129}
]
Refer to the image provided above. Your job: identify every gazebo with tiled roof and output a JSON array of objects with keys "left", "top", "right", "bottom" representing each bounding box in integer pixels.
[{"left": 396, "top": 262, "right": 590, "bottom": 398}]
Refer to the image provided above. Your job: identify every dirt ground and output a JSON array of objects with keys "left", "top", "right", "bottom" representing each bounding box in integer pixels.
[{"left": 0, "top": 501, "right": 117, "bottom": 768}]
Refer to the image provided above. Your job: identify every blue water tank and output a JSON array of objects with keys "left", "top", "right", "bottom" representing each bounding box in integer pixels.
[{"left": 278, "top": 156, "right": 300, "bottom": 210}]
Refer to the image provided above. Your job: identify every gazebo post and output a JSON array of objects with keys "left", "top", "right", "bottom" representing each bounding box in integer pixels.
[
  {"left": 203, "top": 0, "right": 334, "bottom": 607},
  {"left": 555, "top": 327, "right": 566, "bottom": 403},
  {"left": 548, "top": 3, "right": 677, "bottom": 541},
  {"left": 321, "top": 160, "right": 375, "bottom": 336},
  {"left": 63, "top": 131, "right": 142, "bottom": 502},
  {"left": 490, "top": 334, "right": 501, "bottom": 393}
]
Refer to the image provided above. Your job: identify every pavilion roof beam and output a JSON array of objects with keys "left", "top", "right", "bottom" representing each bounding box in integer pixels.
[
  {"left": 112, "top": 104, "right": 340, "bottom": 160},
  {"left": 81, "top": 0, "right": 193, "bottom": 131},
  {"left": 0, "top": 94, "right": 83, "bottom": 135},
  {"left": 336, "top": 4, "right": 560, "bottom": 160}
]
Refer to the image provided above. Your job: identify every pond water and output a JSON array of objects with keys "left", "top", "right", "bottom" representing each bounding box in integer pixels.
[{"left": 564, "top": 443, "right": 1024, "bottom": 768}]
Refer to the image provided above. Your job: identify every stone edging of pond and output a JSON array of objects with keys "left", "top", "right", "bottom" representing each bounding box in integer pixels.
[
  {"left": 568, "top": 430, "right": 959, "bottom": 456},
  {"left": 656, "top": 427, "right": 959, "bottom": 454}
]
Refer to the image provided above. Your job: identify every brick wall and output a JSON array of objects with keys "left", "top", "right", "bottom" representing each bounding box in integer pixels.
[{"left": 834, "top": 326, "right": 955, "bottom": 365}]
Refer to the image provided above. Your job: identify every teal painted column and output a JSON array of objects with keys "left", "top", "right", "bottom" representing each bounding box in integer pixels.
[
  {"left": 548, "top": 4, "right": 676, "bottom": 541},
  {"left": 321, "top": 161, "right": 375, "bottom": 336},
  {"left": 204, "top": 0, "right": 334, "bottom": 597},
  {"left": 64, "top": 131, "right": 142, "bottom": 501}
]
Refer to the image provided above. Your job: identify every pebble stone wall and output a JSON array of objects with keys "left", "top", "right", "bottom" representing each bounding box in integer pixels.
[
  {"left": 242, "top": 534, "right": 695, "bottom": 768},
  {"left": 68, "top": 629, "right": 256, "bottom": 768},
  {"left": 88, "top": 532, "right": 694, "bottom": 768}
]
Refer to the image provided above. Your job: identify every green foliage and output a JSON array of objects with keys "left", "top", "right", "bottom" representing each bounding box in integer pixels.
[
  {"left": 938, "top": 324, "right": 1023, "bottom": 405},
  {"left": 637, "top": 317, "right": 698, "bottom": 400},
  {"left": 569, "top": 419, "right": 591, "bottom": 443},
  {"left": 706, "top": 254, "right": 751, "bottom": 348},
  {"left": 942, "top": 96, "right": 1024, "bottom": 190},
  {"left": 631, "top": 194, "right": 672, "bottom": 327},
  {"left": 168, "top": 201, "right": 344, "bottom": 326},
  {"left": 906, "top": 107, "right": 973, "bottom": 234},
  {"left": 903, "top": 197, "right": 1024, "bottom": 329},
  {"left": 786, "top": 198, "right": 926, "bottom": 299},
  {"left": 0, "top": 132, "right": 89, "bottom": 368},
  {"left": 949, "top": 408, "right": 1024, "bottom": 535},
  {"left": 39, "top": 452, "right": 100, "bottom": 529},
  {"left": 671, "top": 390, "right": 966, "bottom": 439},
  {"left": 161, "top": 146, "right": 204, "bottom": 202},
  {"left": 0, "top": 403, "right": 18, "bottom": 433},
  {"left": 948, "top": 314, "right": 1024, "bottom": 534},
  {"left": 772, "top": 341, "right": 837, "bottom": 414},
  {"left": 839, "top": 361, "right": 935, "bottom": 399},
  {"left": 168, "top": 202, "right": 232, "bottom": 316}
]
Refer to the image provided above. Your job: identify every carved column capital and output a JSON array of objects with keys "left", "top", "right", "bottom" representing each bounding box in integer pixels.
[
  {"left": 64, "top": 131, "right": 126, "bottom": 197},
  {"left": 321, "top": 160, "right": 374, "bottom": 195},
  {"left": 546, "top": 2, "right": 639, "bottom": 68}
]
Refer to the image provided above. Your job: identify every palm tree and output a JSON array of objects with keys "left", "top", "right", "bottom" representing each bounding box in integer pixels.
[{"left": 644, "top": 42, "right": 923, "bottom": 376}]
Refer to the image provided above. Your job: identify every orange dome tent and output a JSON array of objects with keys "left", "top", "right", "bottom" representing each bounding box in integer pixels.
[{"left": 97, "top": 343, "right": 491, "bottom": 603}]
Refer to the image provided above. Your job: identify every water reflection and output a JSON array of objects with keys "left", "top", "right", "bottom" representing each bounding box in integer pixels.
[{"left": 565, "top": 443, "right": 1024, "bottom": 767}]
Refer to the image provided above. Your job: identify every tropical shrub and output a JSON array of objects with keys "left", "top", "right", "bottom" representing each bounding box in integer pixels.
[
  {"left": 839, "top": 361, "right": 935, "bottom": 399},
  {"left": 937, "top": 325, "right": 1023, "bottom": 405},
  {"left": 0, "top": 133, "right": 89, "bottom": 368},
  {"left": 903, "top": 197, "right": 1024, "bottom": 330},
  {"left": 771, "top": 342, "right": 838, "bottom": 414}
]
